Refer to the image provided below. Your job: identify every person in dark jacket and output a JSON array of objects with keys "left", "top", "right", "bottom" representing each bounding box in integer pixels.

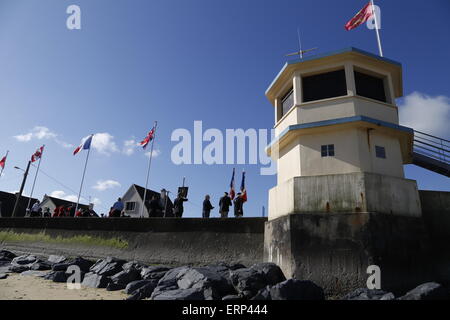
[
  {"left": 148, "top": 195, "right": 162, "bottom": 217},
  {"left": 219, "top": 192, "right": 232, "bottom": 218},
  {"left": 202, "top": 195, "right": 214, "bottom": 218},
  {"left": 233, "top": 193, "right": 244, "bottom": 218},
  {"left": 173, "top": 192, "right": 188, "bottom": 218}
]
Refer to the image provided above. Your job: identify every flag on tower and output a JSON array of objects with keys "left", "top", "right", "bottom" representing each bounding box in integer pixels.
[
  {"left": 31, "top": 145, "right": 45, "bottom": 163},
  {"left": 140, "top": 127, "right": 155, "bottom": 149},
  {"left": 240, "top": 170, "right": 247, "bottom": 202},
  {"left": 344, "top": 1, "right": 373, "bottom": 31},
  {"left": 0, "top": 154, "right": 7, "bottom": 169},
  {"left": 229, "top": 168, "right": 236, "bottom": 200},
  {"left": 73, "top": 134, "right": 93, "bottom": 155}
]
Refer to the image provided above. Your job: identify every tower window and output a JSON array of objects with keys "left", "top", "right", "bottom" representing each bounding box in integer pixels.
[
  {"left": 321, "top": 144, "right": 335, "bottom": 157},
  {"left": 354, "top": 71, "right": 387, "bottom": 102},
  {"left": 303, "top": 70, "right": 347, "bottom": 103},
  {"left": 125, "top": 202, "right": 136, "bottom": 211},
  {"left": 281, "top": 88, "right": 294, "bottom": 117},
  {"left": 375, "top": 146, "right": 386, "bottom": 159}
]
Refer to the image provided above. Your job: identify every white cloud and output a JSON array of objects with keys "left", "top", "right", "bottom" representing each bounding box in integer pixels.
[
  {"left": 92, "top": 179, "right": 121, "bottom": 191},
  {"left": 49, "top": 190, "right": 79, "bottom": 202},
  {"left": 123, "top": 139, "right": 138, "bottom": 156},
  {"left": 399, "top": 92, "right": 450, "bottom": 138},
  {"left": 145, "top": 149, "right": 161, "bottom": 158},
  {"left": 91, "top": 197, "right": 102, "bottom": 206},
  {"left": 91, "top": 133, "right": 119, "bottom": 155},
  {"left": 14, "top": 126, "right": 73, "bottom": 148}
]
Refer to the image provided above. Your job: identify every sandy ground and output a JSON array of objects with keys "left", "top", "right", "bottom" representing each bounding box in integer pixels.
[{"left": 0, "top": 273, "right": 128, "bottom": 300}]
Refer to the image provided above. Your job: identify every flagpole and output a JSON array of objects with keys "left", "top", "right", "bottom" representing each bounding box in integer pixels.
[
  {"left": 371, "top": 0, "right": 383, "bottom": 57},
  {"left": 26, "top": 145, "right": 45, "bottom": 214},
  {"left": 0, "top": 151, "right": 9, "bottom": 179},
  {"left": 75, "top": 141, "right": 91, "bottom": 214},
  {"left": 140, "top": 121, "right": 158, "bottom": 218}
]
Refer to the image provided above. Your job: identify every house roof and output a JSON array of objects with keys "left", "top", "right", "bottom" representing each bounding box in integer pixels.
[
  {"left": 132, "top": 184, "right": 173, "bottom": 210},
  {"left": 0, "top": 191, "right": 38, "bottom": 217},
  {"left": 42, "top": 195, "right": 89, "bottom": 210}
]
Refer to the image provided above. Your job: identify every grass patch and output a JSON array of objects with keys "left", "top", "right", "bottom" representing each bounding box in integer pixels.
[{"left": 0, "top": 231, "right": 128, "bottom": 249}]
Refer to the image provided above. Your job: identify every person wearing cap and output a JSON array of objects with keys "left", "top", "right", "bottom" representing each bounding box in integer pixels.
[{"left": 233, "top": 193, "right": 244, "bottom": 218}]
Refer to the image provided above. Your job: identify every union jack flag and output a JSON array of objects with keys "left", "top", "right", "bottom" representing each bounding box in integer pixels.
[
  {"left": 140, "top": 127, "right": 155, "bottom": 149},
  {"left": 31, "top": 145, "right": 45, "bottom": 163}
]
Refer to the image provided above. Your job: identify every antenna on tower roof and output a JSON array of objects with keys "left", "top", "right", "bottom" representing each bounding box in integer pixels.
[{"left": 285, "top": 27, "right": 317, "bottom": 59}]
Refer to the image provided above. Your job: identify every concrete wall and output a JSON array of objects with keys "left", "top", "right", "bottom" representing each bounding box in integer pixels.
[
  {"left": 264, "top": 212, "right": 437, "bottom": 297},
  {"left": 419, "top": 190, "right": 450, "bottom": 282},
  {"left": 0, "top": 218, "right": 266, "bottom": 267},
  {"left": 269, "top": 172, "right": 421, "bottom": 220}
]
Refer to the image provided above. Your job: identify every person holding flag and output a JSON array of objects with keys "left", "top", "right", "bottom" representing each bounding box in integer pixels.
[
  {"left": 0, "top": 151, "right": 8, "bottom": 178},
  {"left": 73, "top": 134, "right": 94, "bottom": 214},
  {"left": 233, "top": 170, "right": 247, "bottom": 218},
  {"left": 344, "top": 0, "right": 383, "bottom": 57}
]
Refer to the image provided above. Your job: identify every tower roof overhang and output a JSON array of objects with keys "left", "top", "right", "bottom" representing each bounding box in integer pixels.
[
  {"left": 265, "top": 47, "right": 403, "bottom": 106},
  {"left": 266, "top": 116, "right": 414, "bottom": 164}
]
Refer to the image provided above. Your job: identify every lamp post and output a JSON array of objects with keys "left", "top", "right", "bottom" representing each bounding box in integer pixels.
[{"left": 12, "top": 161, "right": 31, "bottom": 217}]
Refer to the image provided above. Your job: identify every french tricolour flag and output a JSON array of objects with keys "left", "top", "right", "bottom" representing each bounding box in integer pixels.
[{"left": 73, "top": 134, "right": 94, "bottom": 155}]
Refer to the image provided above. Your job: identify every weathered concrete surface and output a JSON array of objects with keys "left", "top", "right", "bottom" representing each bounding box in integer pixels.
[
  {"left": 419, "top": 190, "right": 450, "bottom": 284},
  {"left": 264, "top": 212, "right": 437, "bottom": 297},
  {"left": 0, "top": 218, "right": 266, "bottom": 267},
  {"left": 269, "top": 172, "right": 421, "bottom": 220}
]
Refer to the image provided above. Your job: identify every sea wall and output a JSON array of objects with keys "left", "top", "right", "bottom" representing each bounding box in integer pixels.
[{"left": 0, "top": 217, "right": 266, "bottom": 267}]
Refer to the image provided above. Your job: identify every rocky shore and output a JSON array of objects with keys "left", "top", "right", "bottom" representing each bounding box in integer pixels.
[{"left": 1, "top": 249, "right": 449, "bottom": 300}]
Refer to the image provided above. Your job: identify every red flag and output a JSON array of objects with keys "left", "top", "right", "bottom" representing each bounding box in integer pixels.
[
  {"left": 73, "top": 134, "right": 93, "bottom": 156},
  {"left": 229, "top": 168, "right": 235, "bottom": 200},
  {"left": 0, "top": 155, "right": 6, "bottom": 170},
  {"left": 240, "top": 171, "right": 247, "bottom": 203},
  {"left": 140, "top": 127, "right": 155, "bottom": 149},
  {"left": 345, "top": 1, "right": 373, "bottom": 31},
  {"left": 31, "top": 145, "right": 44, "bottom": 163}
]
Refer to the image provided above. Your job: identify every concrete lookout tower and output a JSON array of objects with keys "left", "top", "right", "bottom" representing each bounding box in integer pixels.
[{"left": 264, "top": 48, "right": 434, "bottom": 295}]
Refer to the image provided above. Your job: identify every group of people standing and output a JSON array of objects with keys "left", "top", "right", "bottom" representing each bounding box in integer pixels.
[{"left": 202, "top": 192, "right": 245, "bottom": 218}]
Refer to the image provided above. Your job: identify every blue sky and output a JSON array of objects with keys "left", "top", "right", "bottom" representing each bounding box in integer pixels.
[{"left": 0, "top": 0, "right": 448, "bottom": 216}]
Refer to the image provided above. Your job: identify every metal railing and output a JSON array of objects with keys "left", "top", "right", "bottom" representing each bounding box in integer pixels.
[{"left": 413, "top": 130, "right": 449, "bottom": 165}]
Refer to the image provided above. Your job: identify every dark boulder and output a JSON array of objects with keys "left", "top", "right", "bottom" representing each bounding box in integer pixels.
[
  {"left": 127, "top": 282, "right": 158, "bottom": 300},
  {"left": 30, "top": 261, "right": 53, "bottom": 271},
  {"left": 44, "top": 271, "right": 69, "bottom": 283},
  {"left": 269, "top": 279, "right": 324, "bottom": 300},
  {"left": 151, "top": 266, "right": 190, "bottom": 296},
  {"left": 398, "top": 282, "right": 450, "bottom": 300},
  {"left": 11, "top": 255, "right": 39, "bottom": 267},
  {"left": 89, "top": 257, "right": 126, "bottom": 276},
  {"left": 0, "top": 250, "right": 16, "bottom": 261},
  {"left": 222, "top": 294, "right": 242, "bottom": 301},
  {"left": 47, "top": 255, "right": 67, "bottom": 264},
  {"left": 122, "top": 261, "right": 144, "bottom": 272},
  {"left": 53, "top": 257, "right": 94, "bottom": 273},
  {"left": 151, "top": 288, "right": 206, "bottom": 300},
  {"left": 106, "top": 269, "right": 141, "bottom": 291},
  {"left": 9, "top": 265, "right": 30, "bottom": 273},
  {"left": 344, "top": 288, "right": 395, "bottom": 300},
  {"left": 251, "top": 286, "right": 272, "bottom": 300},
  {"left": 250, "top": 263, "right": 286, "bottom": 286},
  {"left": 81, "top": 272, "right": 111, "bottom": 288},
  {"left": 140, "top": 266, "right": 170, "bottom": 280},
  {"left": 125, "top": 280, "right": 156, "bottom": 295},
  {"left": 0, "top": 273, "right": 8, "bottom": 280},
  {"left": 176, "top": 267, "right": 234, "bottom": 299},
  {"left": 229, "top": 268, "right": 268, "bottom": 299}
]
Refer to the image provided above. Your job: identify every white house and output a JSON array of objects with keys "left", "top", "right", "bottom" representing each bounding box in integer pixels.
[{"left": 121, "top": 184, "right": 174, "bottom": 218}]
